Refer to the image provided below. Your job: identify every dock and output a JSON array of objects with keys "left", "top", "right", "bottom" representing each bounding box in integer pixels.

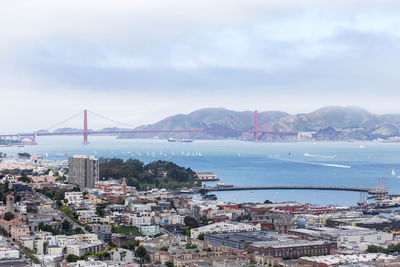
[{"left": 201, "top": 185, "right": 382, "bottom": 194}]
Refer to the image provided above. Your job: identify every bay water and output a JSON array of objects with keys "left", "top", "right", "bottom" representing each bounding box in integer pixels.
[{"left": 2, "top": 136, "right": 400, "bottom": 206}]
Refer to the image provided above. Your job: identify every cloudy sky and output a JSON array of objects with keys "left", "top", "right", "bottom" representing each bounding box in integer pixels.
[{"left": 1, "top": 0, "right": 400, "bottom": 132}]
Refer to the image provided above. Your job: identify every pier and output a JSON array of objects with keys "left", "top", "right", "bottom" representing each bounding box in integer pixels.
[{"left": 201, "top": 185, "right": 385, "bottom": 195}]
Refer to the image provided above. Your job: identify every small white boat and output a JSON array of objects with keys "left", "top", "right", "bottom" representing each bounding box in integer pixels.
[{"left": 392, "top": 169, "right": 396, "bottom": 176}]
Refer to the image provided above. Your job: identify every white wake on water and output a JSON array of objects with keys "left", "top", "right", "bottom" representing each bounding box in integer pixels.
[
  {"left": 268, "top": 156, "right": 351, "bottom": 169},
  {"left": 304, "top": 153, "right": 336, "bottom": 158}
]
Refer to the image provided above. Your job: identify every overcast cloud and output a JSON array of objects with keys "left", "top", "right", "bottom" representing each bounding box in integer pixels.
[{"left": 1, "top": 0, "right": 400, "bottom": 132}]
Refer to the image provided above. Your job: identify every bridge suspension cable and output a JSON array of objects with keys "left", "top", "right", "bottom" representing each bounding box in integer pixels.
[
  {"left": 44, "top": 111, "right": 83, "bottom": 131},
  {"left": 87, "top": 110, "right": 137, "bottom": 128}
]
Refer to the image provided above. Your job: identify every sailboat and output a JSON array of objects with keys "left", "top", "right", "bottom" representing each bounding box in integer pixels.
[{"left": 392, "top": 169, "right": 396, "bottom": 177}]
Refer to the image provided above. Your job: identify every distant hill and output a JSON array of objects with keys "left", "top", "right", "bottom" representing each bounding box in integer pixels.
[
  {"left": 47, "top": 107, "right": 400, "bottom": 141},
  {"left": 118, "top": 108, "right": 289, "bottom": 140},
  {"left": 118, "top": 106, "right": 400, "bottom": 141}
]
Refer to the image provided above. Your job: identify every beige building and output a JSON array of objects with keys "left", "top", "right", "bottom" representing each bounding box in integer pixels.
[
  {"left": 11, "top": 224, "right": 30, "bottom": 242},
  {"left": 47, "top": 246, "right": 63, "bottom": 255}
]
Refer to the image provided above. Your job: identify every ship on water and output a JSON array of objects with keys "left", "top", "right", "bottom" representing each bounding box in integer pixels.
[{"left": 168, "top": 138, "right": 193, "bottom": 143}]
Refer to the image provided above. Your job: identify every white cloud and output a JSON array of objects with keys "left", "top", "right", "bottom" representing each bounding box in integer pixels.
[{"left": 1, "top": 0, "right": 400, "bottom": 131}]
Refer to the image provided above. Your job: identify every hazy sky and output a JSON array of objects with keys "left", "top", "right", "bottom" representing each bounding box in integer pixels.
[{"left": 1, "top": 0, "right": 400, "bottom": 132}]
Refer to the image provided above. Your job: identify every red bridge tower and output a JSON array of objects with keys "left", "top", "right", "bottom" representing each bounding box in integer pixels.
[
  {"left": 83, "top": 109, "right": 89, "bottom": 145},
  {"left": 254, "top": 110, "right": 258, "bottom": 142}
]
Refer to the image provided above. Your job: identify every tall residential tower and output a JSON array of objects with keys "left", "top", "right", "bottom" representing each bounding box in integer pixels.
[{"left": 68, "top": 155, "right": 99, "bottom": 190}]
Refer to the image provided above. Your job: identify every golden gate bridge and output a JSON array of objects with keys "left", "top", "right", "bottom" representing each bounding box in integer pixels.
[{"left": 0, "top": 109, "right": 298, "bottom": 145}]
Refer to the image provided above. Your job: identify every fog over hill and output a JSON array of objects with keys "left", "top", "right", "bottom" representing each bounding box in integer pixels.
[
  {"left": 46, "top": 106, "right": 400, "bottom": 141},
  {"left": 117, "top": 106, "right": 400, "bottom": 141}
]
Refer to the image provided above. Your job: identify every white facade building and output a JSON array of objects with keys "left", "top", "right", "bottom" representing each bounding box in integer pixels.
[
  {"left": 139, "top": 224, "right": 160, "bottom": 236},
  {"left": 191, "top": 222, "right": 261, "bottom": 239},
  {"left": 64, "top": 192, "right": 84, "bottom": 205},
  {"left": 129, "top": 213, "right": 153, "bottom": 226}
]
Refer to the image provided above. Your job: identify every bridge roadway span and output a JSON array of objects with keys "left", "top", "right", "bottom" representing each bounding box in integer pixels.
[
  {"left": 0, "top": 129, "right": 298, "bottom": 137},
  {"left": 203, "top": 185, "right": 375, "bottom": 193}
]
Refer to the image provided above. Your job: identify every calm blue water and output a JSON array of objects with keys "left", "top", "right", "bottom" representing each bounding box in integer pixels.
[{"left": 2, "top": 136, "right": 400, "bottom": 206}]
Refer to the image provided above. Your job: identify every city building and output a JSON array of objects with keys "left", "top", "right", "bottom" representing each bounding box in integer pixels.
[
  {"left": 191, "top": 222, "right": 261, "bottom": 239},
  {"left": 64, "top": 192, "right": 84, "bottom": 205},
  {"left": 68, "top": 155, "right": 99, "bottom": 190},
  {"left": 299, "top": 253, "right": 400, "bottom": 266},
  {"left": 139, "top": 224, "right": 160, "bottom": 236},
  {"left": 205, "top": 231, "right": 286, "bottom": 250},
  {"left": 66, "top": 241, "right": 105, "bottom": 257},
  {"left": 248, "top": 240, "right": 334, "bottom": 258},
  {"left": 6, "top": 194, "right": 14, "bottom": 214}
]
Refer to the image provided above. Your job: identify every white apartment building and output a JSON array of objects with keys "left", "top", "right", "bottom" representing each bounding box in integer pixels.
[
  {"left": 66, "top": 241, "right": 105, "bottom": 257},
  {"left": 74, "top": 234, "right": 99, "bottom": 243},
  {"left": 0, "top": 248, "right": 19, "bottom": 260},
  {"left": 337, "top": 226, "right": 393, "bottom": 246},
  {"left": 191, "top": 222, "right": 261, "bottom": 239},
  {"left": 129, "top": 213, "right": 153, "bottom": 227},
  {"left": 64, "top": 192, "right": 84, "bottom": 205},
  {"left": 139, "top": 224, "right": 160, "bottom": 236},
  {"left": 129, "top": 203, "right": 155, "bottom": 213}
]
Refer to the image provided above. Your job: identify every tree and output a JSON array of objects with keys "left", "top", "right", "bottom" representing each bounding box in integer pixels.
[
  {"left": 18, "top": 176, "right": 32, "bottom": 183},
  {"left": 62, "top": 219, "right": 71, "bottom": 231},
  {"left": 66, "top": 254, "right": 79, "bottom": 262},
  {"left": 366, "top": 244, "right": 388, "bottom": 254},
  {"left": 391, "top": 243, "right": 400, "bottom": 252},
  {"left": 17, "top": 153, "right": 30, "bottom": 159},
  {"left": 264, "top": 200, "right": 273, "bottom": 204},
  {"left": 3, "top": 212, "right": 14, "bottom": 221},
  {"left": 203, "top": 194, "right": 217, "bottom": 201},
  {"left": 135, "top": 245, "right": 149, "bottom": 263},
  {"left": 199, "top": 188, "right": 208, "bottom": 197},
  {"left": 73, "top": 227, "right": 84, "bottom": 234},
  {"left": 197, "top": 233, "right": 204, "bottom": 240},
  {"left": 184, "top": 216, "right": 198, "bottom": 228},
  {"left": 96, "top": 203, "right": 107, "bottom": 217},
  {"left": 165, "top": 261, "right": 173, "bottom": 267},
  {"left": 159, "top": 246, "right": 168, "bottom": 251}
]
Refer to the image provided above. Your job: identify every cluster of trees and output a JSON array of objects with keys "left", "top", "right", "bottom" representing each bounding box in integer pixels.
[
  {"left": 36, "top": 187, "right": 80, "bottom": 204},
  {"left": 0, "top": 168, "right": 32, "bottom": 176},
  {"left": 0, "top": 168, "right": 34, "bottom": 184},
  {"left": 3, "top": 212, "right": 14, "bottom": 221},
  {"left": 366, "top": 243, "right": 400, "bottom": 254},
  {"left": 38, "top": 221, "right": 84, "bottom": 235},
  {"left": 135, "top": 245, "right": 150, "bottom": 264},
  {"left": 59, "top": 205, "right": 80, "bottom": 224},
  {"left": 199, "top": 188, "right": 217, "bottom": 200},
  {"left": 66, "top": 249, "right": 111, "bottom": 262},
  {"left": 0, "top": 181, "right": 10, "bottom": 203},
  {"left": 122, "top": 240, "right": 140, "bottom": 250},
  {"left": 22, "top": 246, "right": 40, "bottom": 264},
  {"left": 99, "top": 158, "right": 201, "bottom": 190},
  {"left": 17, "top": 152, "right": 31, "bottom": 159}
]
